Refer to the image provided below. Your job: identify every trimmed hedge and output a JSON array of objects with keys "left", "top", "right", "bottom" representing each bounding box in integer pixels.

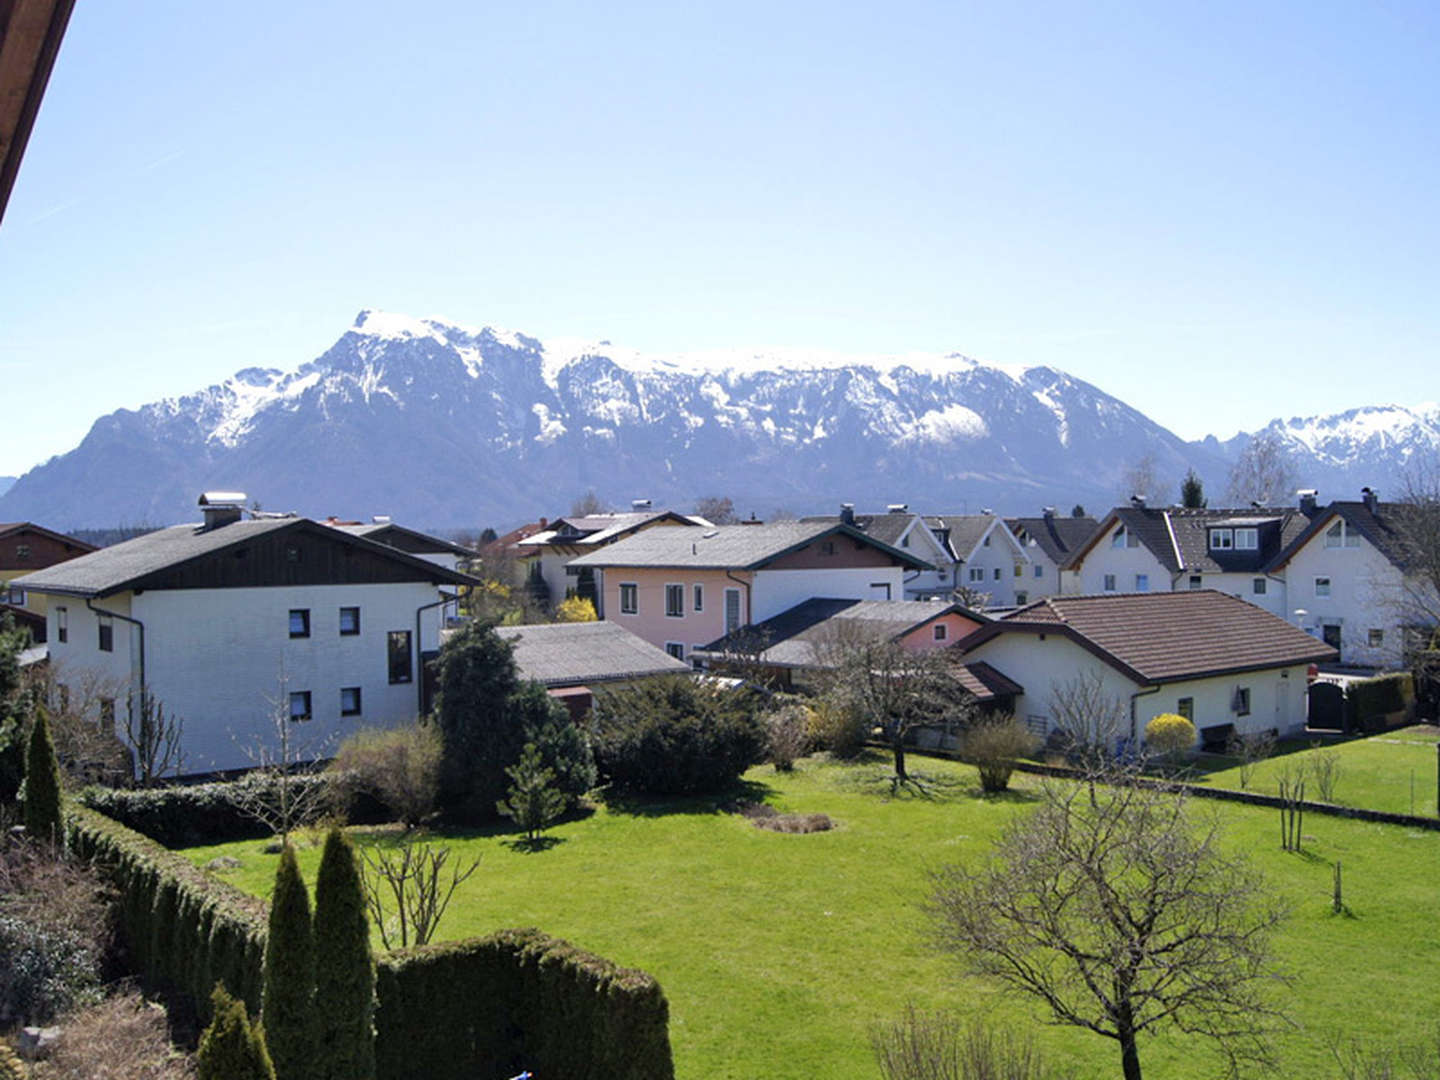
[
  {"left": 78, "top": 776, "right": 387, "bottom": 847},
  {"left": 374, "top": 928, "right": 674, "bottom": 1080},
  {"left": 1346, "top": 672, "right": 1415, "bottom": 732},
  {"left": 67, "top": 806, "right": 268, "bottom": 1018}
]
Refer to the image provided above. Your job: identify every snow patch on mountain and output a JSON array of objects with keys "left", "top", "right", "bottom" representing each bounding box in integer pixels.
[
  {"left": 1267, "top": 403, "right": 1440, "bottom": 467},
  {"left": 900, "top": 404, "right": 988, "bottom": 444}
]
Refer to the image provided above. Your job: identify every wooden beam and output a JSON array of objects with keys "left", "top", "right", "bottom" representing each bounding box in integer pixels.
[{"left": 0, "top": 0, "right": 75, "bottom": 229}]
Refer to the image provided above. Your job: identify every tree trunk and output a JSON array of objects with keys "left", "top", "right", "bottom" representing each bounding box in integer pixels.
[
  {"left": 1119, "top": 1029, "right": 1142, "bottom": 1080},
  {"left": 893, "top": 733, "right": 908, "bottom": 780}
]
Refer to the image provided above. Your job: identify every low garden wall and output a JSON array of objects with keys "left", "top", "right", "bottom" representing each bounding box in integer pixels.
[{"left": 67, "top": 805, "right": 674, "bottom": 1079}]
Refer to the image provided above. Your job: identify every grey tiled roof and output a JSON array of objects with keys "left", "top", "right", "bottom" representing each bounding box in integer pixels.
[
  {"left": 331, "top": 523, "right": 474, "bottom": 556},
  {"left": 1267, "top": 501, "right": 1412, "bottom": 572},
  {"left": 1006, "top": 516, "right": 1099, "bottom": 564},
  {"left": 496, "top": 621, "right": 690, "bottom": 686},
  {"left": 694, "top": 597, "right": 976, "bottom": 668},
  {"left": 568, "top": 521, "right": 932, "bottom": 571},
  {"left": 1064, "top": 506, "right": 1311, "bottom": 575},
  {"left": 924, "top": 514, "right": 1002, "bottom": 561},
  {"left": 13, "top": 517, "right": 474, "bottom": 597},
  {"left": 967, "top": 590, "right": 1336, "bottom": 683},
  {"left": 518, "top": 510, "right": 706, "bottom": 549},
  {"left": 799, "top": 513, "right": 913, "bottom": 547}
]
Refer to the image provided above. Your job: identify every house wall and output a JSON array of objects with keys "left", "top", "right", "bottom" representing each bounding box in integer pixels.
[
  {"left": 44, "top": 582, "right": 449, "bottom": 774},
  {"left": 602, "top": 568, "right": 752, "bottom": 660},
  {"left": 896, "top": 612, "right": 985, "bottom": 652},
  {"left": 896, "top": 523, "right": 957, "bottom": 599},
  {"left": 752, "top": 566, "right": 905, "bottom": 621},
  {"left": 1064, "top": 524, "right": 1172, "bottom": 596},
  {"left": 1, "top": 527, "right": 92, "bottom": 617},
  {"left": 962, "top": 632, "right": 1310, "bottom": 743},
  {"left": 957, "top": 529, "right": 1031, "bottom": 608},
  {"left": 1283, "top": 532, "right": 1420, "bottom": 668}
]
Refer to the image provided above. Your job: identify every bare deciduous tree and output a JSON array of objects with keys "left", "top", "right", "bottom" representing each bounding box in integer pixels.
[
  {"left": 230, "top": 679, "right": 334, "bottom": 842},
  {"left": 928, "top": 775, "right": 1289, "bottom": 1080},
  {"left": 359, "top": 841, "right": 481, "bottom": 949},
  {"left": 570, "top": 490, "right": 610, "bottom": 516},
  {"left": 1118, "top": 453, "right": 1166, "bottom": 505},
  {"left": 121, "top": 690, "right": 186, "bottom": 787},
  {"left": 871, "top": 1004, "right": 1055, "bottom": 1080},
  {"left": 1225, "top": 430, "right": 1297, "bottom": 507},
  {"left": 1045, "top": 671, "right": 1131, "bottom": 773},
  {"left": 694, "top": 495, "right": 738, "bottom": 524}
]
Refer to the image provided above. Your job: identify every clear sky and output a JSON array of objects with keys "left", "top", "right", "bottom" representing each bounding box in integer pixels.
[{"left": 2, "top": 1, "right": 1437, "bottom": 477}]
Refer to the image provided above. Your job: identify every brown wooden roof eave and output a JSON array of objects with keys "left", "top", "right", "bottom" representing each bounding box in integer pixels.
[{"left": 0, "top": 0, "right": 75, "bottom": 229}]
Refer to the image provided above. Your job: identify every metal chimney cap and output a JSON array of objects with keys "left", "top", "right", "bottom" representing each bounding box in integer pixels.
[{"left": 199, "top": 491, "right": 247, "bottom": 506}]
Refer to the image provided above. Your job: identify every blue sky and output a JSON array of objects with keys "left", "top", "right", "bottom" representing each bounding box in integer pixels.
[{"left": 2, "top": 1, "right": 1437, "bottom": 477}]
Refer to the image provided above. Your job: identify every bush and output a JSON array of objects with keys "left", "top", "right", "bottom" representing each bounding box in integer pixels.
[
  {"left": 314, "top": 828, "right": 375, "bottom": 1080},
  {"left": 497, "top": 743, "right": 567, "bottom": 842},
  {"left": 805, "top": 696, "right": 868, "bottom": 759},
  {"left": 328, "top": 724, "right": 443, "bottom": 829},
  {"left": 1347, "top": 672, "right": 1414, "bottom": 732},
  {"left": 263, "top": 847, "right": 315, "bottom": 1080},
  {"left": 764, "top": 703, "right": 811, "bottom": 772},
  {"left": 554, "top": 596, "right": 598, "bottom": 622},
  {"left": 1145, "top": 713, "right": 1197, "bottom": 758},
  {"left": 23, "top": 707, "right": 63, "bottom": 845},
  {"left": 199, "top": 984, "right": 275, "bottom": 1080},
  {"left": 871, "top": 1004, "right": 1055, "bottom": 1080},
  {"left": 0, "top": 913, "right": 103, "bottom": 1025},
  {"left": 961, "top": 716, "right": 1037, "bottom": 793},
  {"left": 590, "top": 677, "right": 765, "bottom": 795},
  {"left": 45, "top": 990, "right": 197, "bottom": 1079}
]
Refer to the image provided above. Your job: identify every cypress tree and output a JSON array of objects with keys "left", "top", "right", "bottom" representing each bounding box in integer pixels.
[
  {"left": 313, "top": 828, "right": 375, "bottom": 1080},
  {"left": 263, "top": 845, "right": 316, "bottom": 1080},
  {"left": 23, "top": 706, "right": 63, "bottom": 845},
  {"left": 199, "top": 984, "right": 277, "bottom": 1080}
]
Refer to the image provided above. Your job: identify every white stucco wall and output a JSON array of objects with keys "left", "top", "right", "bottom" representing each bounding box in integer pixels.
[
  {"left": 957, "top": 529, "right": 1032, "bottom": 608},
  {"left": 752, "top": 567, "right": 905, "bottom": 622},
  {"left": 1283, "top": 532, "right": 1419, "bottom": 668},
  {"left": 1065, "top": 524, "right": 1172, "bottom": 596},
  {"left": 45, "top": 583, "right": 450, "bottom": 774},
  {"left": 963, "top": 632, "right": 1311, "bottom": 743}
]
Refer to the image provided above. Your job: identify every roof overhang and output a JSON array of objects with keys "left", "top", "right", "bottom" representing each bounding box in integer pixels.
[{"left": 0, "top": 0, "right": 74, "bottom": 229}]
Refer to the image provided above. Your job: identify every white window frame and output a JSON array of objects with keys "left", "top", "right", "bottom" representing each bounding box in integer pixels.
[
  {"left": 968, "top": 567, "right": 985, "bottom": 583},
  {"left": 1209, "top": 528, "right": 1233, "bottom": 550},
  {"left": 619, "top": 582, "right": 639, "bottom": 615},
  {"left": 664, "top": 583, "right": 684, "bottom": 618},
  {"left": 724, "top": 588, "right": 742, "bottom": 634},
  {"left": 693, "top": 584, "right": 703, "bottom": 612},
  {"left": 664, "top": 642, "right": 685, "bottom": 661},
  {"left": 55, "top": 606, "right": 67, "bottom": 644},
  {"left": 1234, "top": 528, "right": 1258, "bottom": 550},
  {"left": 1315, "top": 576, "right": 1332, "bottom": 598}
]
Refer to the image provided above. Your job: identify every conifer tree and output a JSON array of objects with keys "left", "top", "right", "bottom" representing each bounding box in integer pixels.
[
  {"left": 23, "top": 706, "right": 63, "bottom": 845},
  {"left": 313, "top": 828, "right": 375, "bottom": 1080},
  {"left": 199, "top": 984, "right": 277, "bottom": 1080},
  {"left": 263, "top": 845, "right": 316, "bottom": 1080},
  {"left": 497, "top": 742, "right": 567, "bottom": 842}
]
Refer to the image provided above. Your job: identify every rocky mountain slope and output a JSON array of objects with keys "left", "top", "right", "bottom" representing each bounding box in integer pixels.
[{"left": 0, "top": 311, "right": 1422, "bottom": 530}]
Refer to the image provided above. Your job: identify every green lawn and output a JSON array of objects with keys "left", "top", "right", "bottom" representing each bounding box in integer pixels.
[
  {"left": 182, "top": 754, "right": 1440, "bottom": 1080},
  {"left": 1189, "top": 724, "right": 1440, "bottom": 816}
]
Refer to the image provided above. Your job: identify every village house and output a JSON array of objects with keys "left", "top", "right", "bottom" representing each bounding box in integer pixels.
[
  {"left": 800, "top": 505, "right": 957, "bottom": 599},
  {"left": 1265, "top": 488, "right": 1437, "bottom": 669},
  {"left": 496, "top": 620, "right": 690, "bottom": 719},
  {"left": 1005, "top": 509, "right": 1099, "bottom": 600},
  {"left": 13, "top": 494, "right": 474, "bottom": 774},
  {"left": 0, "top": 522, "right": 97, "bottom": 637},
  {"left": 567, "top": 520, "right": 932, "bottom": 662},
  {"left": 513, "top": 502, "right": 708, "bottom": 613},
  {"left": 692, "top": 596, "right": 987, "bottom": 687},
  {"left": 925, "top": 512, "right": 1032, "bottom": 608},
  {"left": 955, "top": 590, "right": 1337, "bottom": 750},
  {"left": 1059, "top": 497, "right": 1313, "bottom": 617}
]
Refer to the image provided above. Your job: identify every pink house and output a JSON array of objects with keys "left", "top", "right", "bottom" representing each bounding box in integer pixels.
[{"left": 568, "top": 521, "right": 933, "bottom": 662}]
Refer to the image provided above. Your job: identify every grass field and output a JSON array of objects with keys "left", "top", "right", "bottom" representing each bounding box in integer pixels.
[
  {"left": 1189, "top": 724, "right": 1440, "bottom": 816},
  {"left": 182, "top": 754, "right": 1440, "bottom": 1080}
]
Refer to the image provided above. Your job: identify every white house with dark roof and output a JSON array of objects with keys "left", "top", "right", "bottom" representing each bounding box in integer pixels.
[
  {"left": 567, "top": 520, "right": 932, "bottom": 660},
  {"left": 924, "top": 513, "right": 1031, "bottom": 608},
  {"left": 1005, "top": 510, "right": 1099, "bottom": 600},
  {"left": 1264, "top": 489, "right": 1437, "bottom": 668},
  {"left": 800, "top": 506, "right": 956, "bottom": 600},
  {"left": 956, "top": 590, "right": 1337, "bottom": 749},
  {"left": 14, "top": 496, "right": 475, "bottom": 774}
]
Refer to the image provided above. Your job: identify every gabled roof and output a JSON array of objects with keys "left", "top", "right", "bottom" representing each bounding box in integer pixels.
[
  {"left": 1006, "top": 515, "right": 1099, "bottom": 565},
  {"left": 924, "top": 514, "right": 1019, "bottom": 562},
  {"left": 568, "top": 521, "right": 933, "bottom": 571},
  {"left": 953, "top": 661, "right": 1025, "bottom": 702},
  {"left": 0, "top": 521, "right": 97, "bottom": 553},
  {"left": 517, "top": 509, "right": 706, "bottom": 550},
  {"left": 800, "top": 511, "right": 950, "bottom": 561},
  {"left": 959, "top": 590, "right": 1336, "bottom": 684},
  {"left": 1062, "top": 506, "right": 1310, "bottom": 575},
  {"left": 12, "top": 517, "right": 475, "bottom": 597},
  {"left": 331, "top": 522, "right": 474, "bottom": 558},
  {"left": 1266, "top": 500, "right": 1411, "bottom": 572},
  {"left": 495, "top": 621, "right": 690, "bottom": 687},
  {"left": 1, "top": 0, "right": 74, "bottom": 228},
  {"left": 693, "top": 597, "right": 983, "bottom": 668}
]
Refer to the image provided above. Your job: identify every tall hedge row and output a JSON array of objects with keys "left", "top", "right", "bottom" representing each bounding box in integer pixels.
[
  {"left": 1345, "top": 672, "right": 1415, "bottom": 731},
  {"left": 374, "top": 928, "right": 674, "bottom": 1080},
  {"left": 67, "top": 806, "right": 268, "bottom": 1017}
]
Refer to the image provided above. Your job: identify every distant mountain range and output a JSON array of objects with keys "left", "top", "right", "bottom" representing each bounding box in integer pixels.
[
  {"left": 0, "top": 311, "right": 1428, "bottom": 531},
  {"left": 0, "top": 478, "right": 13, "bottom": 499}
]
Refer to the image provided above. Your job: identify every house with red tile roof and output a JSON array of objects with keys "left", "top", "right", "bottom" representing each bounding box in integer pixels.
[{"left": 956, "top": 590, "right": 1336, "bottom": 750}]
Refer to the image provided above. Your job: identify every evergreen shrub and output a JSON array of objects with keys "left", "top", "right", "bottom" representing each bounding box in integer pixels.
[{"left": 1346, "top": 672, "right": 1414, "bottom": 732}]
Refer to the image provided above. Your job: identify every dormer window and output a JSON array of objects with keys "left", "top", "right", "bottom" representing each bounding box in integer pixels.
[
  {"left": 1209, "top": 529, "right": 1233, "bottom": 550},
  {"left": 1234, "top": 528, "right": 1258, "bottom": 550}
]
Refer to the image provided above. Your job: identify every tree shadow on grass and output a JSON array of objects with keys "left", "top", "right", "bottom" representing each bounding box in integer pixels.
[
  {"left": 502, "top": 834, "right": 565, "bottom": 854},
  {"left": 597, "top": 777, "right": 779, "bottom": 818}
]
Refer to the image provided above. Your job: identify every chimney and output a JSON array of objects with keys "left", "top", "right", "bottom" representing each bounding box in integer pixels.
[
  {"left": 840, "top": 503, "right": 855, "bottom": 526},
  {"left": 1042, "top": 506, "right": 1056, "bottom": 519},
  {"left": 539, "top": 516, "right": 548, "bottom": 529},
  {"left": 198, "top": 491, "right": 246, "bottom": 531},
  {"left": 371, "top": 515, "right": 391, "bottom": 525},
  {"left": 1130, "top": 495, "right": 1147, "bottom": 510},
  {"left": 1361, "top": 487, "right": 1378, "bottom": 513},
  {"left": 1297, "top": 489, "right": 1318, "bottom": 515},
  {"left": 886, "top": 503, "right": 908, "bottom": 514},
  {"left": 632, "top": 498, "right": 652, "bottom": 511},
  {"left": 981, "top": 507, "right": 994, "bottom": 516}
]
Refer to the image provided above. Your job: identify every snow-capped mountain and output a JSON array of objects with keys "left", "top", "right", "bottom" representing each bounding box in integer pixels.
[{"left": 0, "top": 310, "right": 1413, "bottom": 530}]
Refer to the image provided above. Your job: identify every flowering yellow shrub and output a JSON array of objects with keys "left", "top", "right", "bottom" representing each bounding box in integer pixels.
[{"left": 1145, "top": 712, "right": 1196, "bottom": 756}]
